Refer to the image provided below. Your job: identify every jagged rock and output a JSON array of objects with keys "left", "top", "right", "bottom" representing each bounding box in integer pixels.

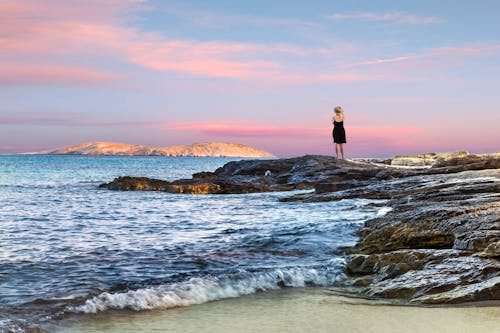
[
  {"left": 100, "top": 156, "right": 397, "bottom": 194},
  {"left": 365, "top": 256, "right": 500, "bottom": 302},
  {"left": 413, "top": 276, "right": 500, "bottom": 304},
  {"left": 390, "top": 151, "right": 469, "bottom": 167},
  {"left": 314, "top": 180, "right": 365, "bottom": 194},
  {"left": 99, "top": 152, "right": 500, "bottom": 304},
  {"left": 482, "top": 241, "right": 500, "bottom": 258},
  {"left": 276, "top": 154, "right": 499, "bottom": 304},
  {"left": 346, "top": 250, "right": 452, "bottom": 277},
  {"left": 99, "top": 176, "right": 171, "bottom": 191},
  {"left": 192, "top": 171, "right": 217, "bottom": 179},
  {"left": 98, "top": 176, "right": 224, "bottom": 194},
  {"left": 340, "top": 168, "right": 500, "bottom": 303},
  {"left": 100, "top": 154, "right": 500, "bottom": 195}
]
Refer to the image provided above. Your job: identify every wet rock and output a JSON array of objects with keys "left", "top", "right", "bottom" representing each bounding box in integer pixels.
[
  {"left": 341, "top": 168, "right": 500, "bottom": 304},
  {"left": 99, "top": 152, "right": 500, "bottom": 304},
  {"left": 99, "top": 176, "right": 225, "bottom": 194},
  {"left": 100, "top": 155, "right": 397, "bottom": 194},
  {"left": 365, "top": 256, "right": 500, "bottom": 302},
  {"left": 351, "top": 276, "right": 373, "bottom": 287},
  {"left": 99, "top": 176, "right": 171, "bottom": 191},
  {"left": 482, "top": 241, "right": 500, "bottom": 258},
  {"left": 346, "top": 254, "right": 379, "bottom": 274},
  {"left": 192, "top": 171, "right": 217, "bottom": 179},
  {"left": 100, "top": 153, "right": 499, "bottom": 195},
  {"left": 314, "top": 180, "right": 365, "bottom": 194},
  {"left": 413, "top": 276, "right": 500, "bottom": 304},
  {"left": 346, "top": 250, "right": 456, "bottom": 278}
]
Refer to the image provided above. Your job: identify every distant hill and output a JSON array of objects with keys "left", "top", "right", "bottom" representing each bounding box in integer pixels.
[{"left": 41, "top": 142, "right": 275, "bottom": 158}]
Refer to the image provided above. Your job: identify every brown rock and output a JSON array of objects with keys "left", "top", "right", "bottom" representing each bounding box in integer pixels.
[{"left": 98, "top": 152, "right": 500, "bottom": 304}]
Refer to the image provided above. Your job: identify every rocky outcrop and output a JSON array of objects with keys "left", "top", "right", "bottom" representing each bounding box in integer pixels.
[
  {"left": 100, "top": 152, "right": 500, "bottom": 304},
  {"left": 45, "top": 141, "right": 275, "bottom": 157},
  {"left": 290, "top": 158, "right": 499, "bottom": 304},
  {"left": 101, "top": 155, "right": 416, "bottom": 194},
  {"left": 278, "top": 164, "right": 499, "bottom": 303},
  {"left": 390, "top": 150, "right": 469, "bottom": 167},
  {"left": 101, "top": 153, "right": 500, "bottom": 195},
  {"left": 362, "top": 151, "right": 499, "bottom": 168}
]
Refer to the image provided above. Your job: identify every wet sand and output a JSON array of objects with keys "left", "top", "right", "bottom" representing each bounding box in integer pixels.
[{"left": 53, "top": 288, "right": 500, "bottom": 333}]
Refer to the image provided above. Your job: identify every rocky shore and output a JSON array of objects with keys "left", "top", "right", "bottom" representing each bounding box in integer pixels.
[{"left": 100, "top": 152, "right": 500, "bottom": 304}]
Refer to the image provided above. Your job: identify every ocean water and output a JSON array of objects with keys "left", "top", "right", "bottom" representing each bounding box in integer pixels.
[{"left": 0, "top": 155, "right": 389, "bottom": 332}]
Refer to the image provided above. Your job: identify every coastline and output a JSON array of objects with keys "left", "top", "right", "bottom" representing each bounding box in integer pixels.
[
  {"left": 52, "top": 288, "right": 500, "bottom": 333},
  {"left": 2, "top": 152, "right": 498, "bottom": 332},
  {"left": 99, "top": 152, "right": 500, "bottom": 304}
]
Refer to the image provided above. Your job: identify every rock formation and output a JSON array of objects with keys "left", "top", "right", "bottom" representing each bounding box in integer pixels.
[
  {"left": 99, "top": 152, "right": 500, "bottom": 304},
  {"left": 45, "top": 141, "right": 275, "bottom": 158},
  {"left": 390, "top": 150, "right": 469, "bottom": 166}
]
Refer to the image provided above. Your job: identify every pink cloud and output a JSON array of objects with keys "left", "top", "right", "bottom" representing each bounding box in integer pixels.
[
  {"left": 0, "top": 62, "right": 118, "bottom": 85},
  {"left": 166, "top": 121, "right": 424, "bottom": 141},
  {"left": 0, "top": 1, "right": 383, "bottom": 84},
  {"left": 2, "top": 0, "right": 498, "bottom": 86},
  {"left": 164, "top": 122, "right": 428, "bottom": 157},
  {"left": 0, "top": 112, "right": 160, "bottom": 127},
  {"left": 167, "top": 122, "right": 323, "bottom": 138}
]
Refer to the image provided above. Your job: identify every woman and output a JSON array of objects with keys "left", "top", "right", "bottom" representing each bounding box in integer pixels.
[{"left": 332, "top": 106, "right": 346, "bottom": 159}]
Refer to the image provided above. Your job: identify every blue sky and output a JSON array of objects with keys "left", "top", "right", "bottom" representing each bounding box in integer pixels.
[{"left": 1, "top": 0, "right": 499, "bottom": 156}]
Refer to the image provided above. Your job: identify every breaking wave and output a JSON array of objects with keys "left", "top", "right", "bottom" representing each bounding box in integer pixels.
[{"left": 70, "top": 264, "right": 345, "bottom": 314}]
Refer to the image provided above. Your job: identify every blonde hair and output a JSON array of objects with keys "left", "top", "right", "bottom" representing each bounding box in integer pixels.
[{"left": 334, "top": 106, "right": 344, "bottom": 115}]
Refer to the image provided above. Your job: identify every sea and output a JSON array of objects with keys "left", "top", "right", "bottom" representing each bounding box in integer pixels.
[{"left": 0, "top": 155, "right": 390, "bottom": 332}]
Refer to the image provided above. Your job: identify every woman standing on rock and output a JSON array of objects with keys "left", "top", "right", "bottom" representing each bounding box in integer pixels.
[{"left": 332, "top": 106, "right": 346, "bottom": 159}]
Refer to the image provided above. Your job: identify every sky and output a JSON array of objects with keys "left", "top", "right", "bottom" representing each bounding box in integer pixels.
[{"left": 1, "top": 0, "right": 499, "bottom": 157}]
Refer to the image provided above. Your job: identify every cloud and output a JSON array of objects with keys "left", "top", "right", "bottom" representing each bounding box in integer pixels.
[
  {"left": 1, "top": 0, "right": 495, "bottom": 87},
  {"left": 0, "top": 0, "right": 379, "bottom": 84},
  {"left": 164, "top": 121, "right": 428, "bottom": 157},
  {"left": 328, "top": 12, "right": 443, "bottom": 25},
  {"left": 0, "top": 62, "right": 118, "bottom": 86},
  {"left": 0, "top": 112, "right": 159, "bottom": 127},
  {"left": 344, "top": 43, "right": 500, "bottom": 76},
  {"left": 166, "top": 121, "right": 424, "bottom": 140},
  {"left": 167, "top": 122, "right": 323, "bottom": 138}
]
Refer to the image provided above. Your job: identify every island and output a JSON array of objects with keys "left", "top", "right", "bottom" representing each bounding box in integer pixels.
[
  {"left": 100, "top": 151, "right": 500, "bottom": 304},
  {"left": 35, "top": 141, "right": 275, "bottom": 158}
]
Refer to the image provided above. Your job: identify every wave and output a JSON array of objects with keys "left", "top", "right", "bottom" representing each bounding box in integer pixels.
[
  {"left": 69, "top": 264, "right": 345, "bottom": 314},
  {"left": 376, "top": 206, "right": 392, "bottom": 216}
]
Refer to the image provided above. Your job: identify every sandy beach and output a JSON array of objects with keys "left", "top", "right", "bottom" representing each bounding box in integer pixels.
[{"left": 53, "top": 288, "right": 500, "bottom": 333}]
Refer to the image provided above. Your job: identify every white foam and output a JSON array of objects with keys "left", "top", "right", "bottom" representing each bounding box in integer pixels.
[
  {"left": 0, "top": 318, "right": 24, "bottom": 333},
  {"left": 69, "top": 265, "right": 345, "bottom": 314},
  {"left": 376, "top": 206, "right": 392, "bottom": 217}
]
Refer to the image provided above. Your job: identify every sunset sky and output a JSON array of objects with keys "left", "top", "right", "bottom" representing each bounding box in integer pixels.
[{"left": 1, "top": 0, "right": 499, "bottom": 157}]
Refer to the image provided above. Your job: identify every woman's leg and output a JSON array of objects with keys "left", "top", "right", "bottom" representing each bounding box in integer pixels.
[
  {"left": 340, "top": 144, "right": 345, "bottom": 160},
  {"left": 335, "top": 143, "right": 339, "bottom": 158}
]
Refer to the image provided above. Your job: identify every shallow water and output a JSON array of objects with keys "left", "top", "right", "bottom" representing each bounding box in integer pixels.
[
  {"left": 53, "top": 288, "right": 500, "bottom": 333},
  {"left": 0, "top": 155, "right": 389, "bottom": 331}
]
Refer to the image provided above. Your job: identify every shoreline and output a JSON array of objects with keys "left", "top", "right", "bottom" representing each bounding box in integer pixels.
[
  {"left": 2, "top": 153, "right": 498, "bottom": 331},
  {"left": 52, "top": 287, "right": 500, "bottom": 333},
  {"left": 98, "top": 153, "right": 500, "bottom": 304}
]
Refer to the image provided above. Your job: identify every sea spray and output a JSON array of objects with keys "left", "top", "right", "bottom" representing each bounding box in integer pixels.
[{"left": 70, "top": 264, "right": 345, "bottom": 313}]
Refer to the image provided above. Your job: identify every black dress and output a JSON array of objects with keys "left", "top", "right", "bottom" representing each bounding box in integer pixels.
[{"left": 333, "top": 120, "right": 346, "bottom": 144}]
